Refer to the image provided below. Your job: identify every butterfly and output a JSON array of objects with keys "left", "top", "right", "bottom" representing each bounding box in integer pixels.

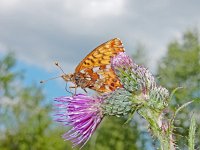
[{"left": 60, "top": 38, "right": 125, "bottom": 93}]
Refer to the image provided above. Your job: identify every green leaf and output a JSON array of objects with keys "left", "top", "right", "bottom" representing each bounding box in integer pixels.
[
  {"left": 188, "top": 115, "right": 196, "bottom": 150},
  {"left": 169, "top": 87, "right": 183, "bottom": 102},
  {"left": 170, "top": 100, "right": 194, "bottom": 126}
]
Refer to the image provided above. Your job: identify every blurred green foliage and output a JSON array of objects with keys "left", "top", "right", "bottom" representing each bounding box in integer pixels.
[
  {"left": 157, "top": 29, "right": 200, "bottom": 149},
  {"left": 0, "top": 53, "right": 70, "bottom": 150},
  {"left": 84, "top": 117, "right": 145, "bottom": 150}
]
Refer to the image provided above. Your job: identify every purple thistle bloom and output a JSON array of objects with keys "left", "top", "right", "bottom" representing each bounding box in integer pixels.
[
  {"left": 111, "top": 52, "right": 134, "bottom": 69},
  {"left": 54, "top": 94, "right": 103, "bottom": 148}
]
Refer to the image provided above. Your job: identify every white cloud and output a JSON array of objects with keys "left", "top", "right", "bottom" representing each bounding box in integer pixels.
[
  {"left": 80, "top": 0, "right": 124, "bottom": 18},
  {"left": 0, "top": 42, "right": 8, "bottom": 53},
  {"left": 0, "top": 0, "right": 20, "bottom": 12},
  {"left": 63, "top": 0, "right": 125, "bottom": 18},
  {"left": 0, "top": 0, "right": 200, "bottom": 73}
]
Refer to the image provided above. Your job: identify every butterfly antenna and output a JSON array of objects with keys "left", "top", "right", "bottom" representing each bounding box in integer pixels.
[
  {"left": 55, "top": 61, "right": 66, "bottom": 75},
  {"left": 40, "top": 75, "right": 62, "bottom": 84}
]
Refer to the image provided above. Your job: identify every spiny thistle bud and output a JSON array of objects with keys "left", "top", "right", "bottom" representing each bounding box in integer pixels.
[
  {"left": 101, "top": 88, "right": 133, "bottom": 117},
  {"left": 148, "top": 86, "right": 169, "bottom": 110},
  {"left": 111, "top": 52, "right": 156, "bottom": 96},
  {"left": 111, "top": 52, "right": 169, "bottom": 112},
  {"left": 111, "top": 52, "right": 140, "bottom": 93},
  {"left": 132, "top": 65, "right": 156, "bottom": 92}
]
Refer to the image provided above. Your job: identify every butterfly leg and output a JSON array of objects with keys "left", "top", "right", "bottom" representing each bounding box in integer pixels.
[
  {"left": 83, "top": 88, "right": 88, "bottom": 93},
  {"left": 69, "top": 85, "right": 78, "bottom": 95},
  {"left": 65, "top": 83, "right": 73, "bottom": 95}
]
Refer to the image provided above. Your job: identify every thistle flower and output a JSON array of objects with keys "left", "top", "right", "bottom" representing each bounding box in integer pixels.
[
  {"left": 54, "top": 52, "right": 171, "bottom": 149},
  {"left": 54, "top": 92, "right": 133, "bottom": 148},
  {"left": 54, "top": 94, "right": 103, "bottom": 148},
  {"left": 111, "top": 52, "right": 173, "bottom": 149},
  {"left": 111, "top": 52, "right": 170, "bottom": 112}
]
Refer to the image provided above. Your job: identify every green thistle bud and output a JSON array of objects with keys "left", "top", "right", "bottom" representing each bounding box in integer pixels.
[
  {"left": 111, "top": 52, "right": 170, "bottom": 112},
  {"left": 101, "top": 88, "right": 133, "bottom": 117},
  {"left": 111, "top": 52, "right": 156, "bottom": 96},
  {"left": 148, "top": 86, "right": 169, "bottom": 110}
]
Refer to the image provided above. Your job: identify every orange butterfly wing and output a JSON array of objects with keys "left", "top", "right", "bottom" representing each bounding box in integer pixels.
[
  {"left": 74, "top": 38, "right": 125, "bottom": 93},
  {"left": 75, "top": 38, "right": 124, "bottom": 71}
]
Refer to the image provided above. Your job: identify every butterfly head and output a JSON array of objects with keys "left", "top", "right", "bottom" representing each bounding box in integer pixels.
[{"left": 61, "top": 73, "right": 75, "bottom": 82}]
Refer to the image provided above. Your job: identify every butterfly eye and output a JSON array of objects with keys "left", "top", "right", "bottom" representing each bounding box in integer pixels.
[{"left": 75, "top": 77, "right": 79, "bottom": 81}]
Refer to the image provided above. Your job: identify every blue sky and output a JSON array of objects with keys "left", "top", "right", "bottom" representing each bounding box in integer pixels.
[
  {"left": 15, "top": 59, "right": 66, "bottom": 99},
  {"left": 0, "top": 0, "right": 200, "bottom": 99}
]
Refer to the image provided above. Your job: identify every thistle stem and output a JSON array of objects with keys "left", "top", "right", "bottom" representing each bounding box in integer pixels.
[{"left": 138, "top": 106, "right": 175, "bottom": 150}]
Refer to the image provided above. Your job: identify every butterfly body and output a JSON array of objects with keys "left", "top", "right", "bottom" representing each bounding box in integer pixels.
[
  {"left": 62, "top": 38, "right": 125, "bottom": 93},
  {"left": 62, "top": 73, "right": 93, "bottom": 91}
]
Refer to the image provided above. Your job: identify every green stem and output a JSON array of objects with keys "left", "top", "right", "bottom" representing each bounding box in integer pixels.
[{"left": 138, "top": 106, "right": 175, "bottom": 150}]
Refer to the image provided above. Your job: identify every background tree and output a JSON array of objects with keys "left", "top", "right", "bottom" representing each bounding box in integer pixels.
[
  {"left": 0, "top": 53, "right": 70, "bottom": 150},
  {"left": 157, "top": 29, "right": 200, "bottom": 149},
  {"left": 84, "top": 117, "right": 146, "bottom": 150}
]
